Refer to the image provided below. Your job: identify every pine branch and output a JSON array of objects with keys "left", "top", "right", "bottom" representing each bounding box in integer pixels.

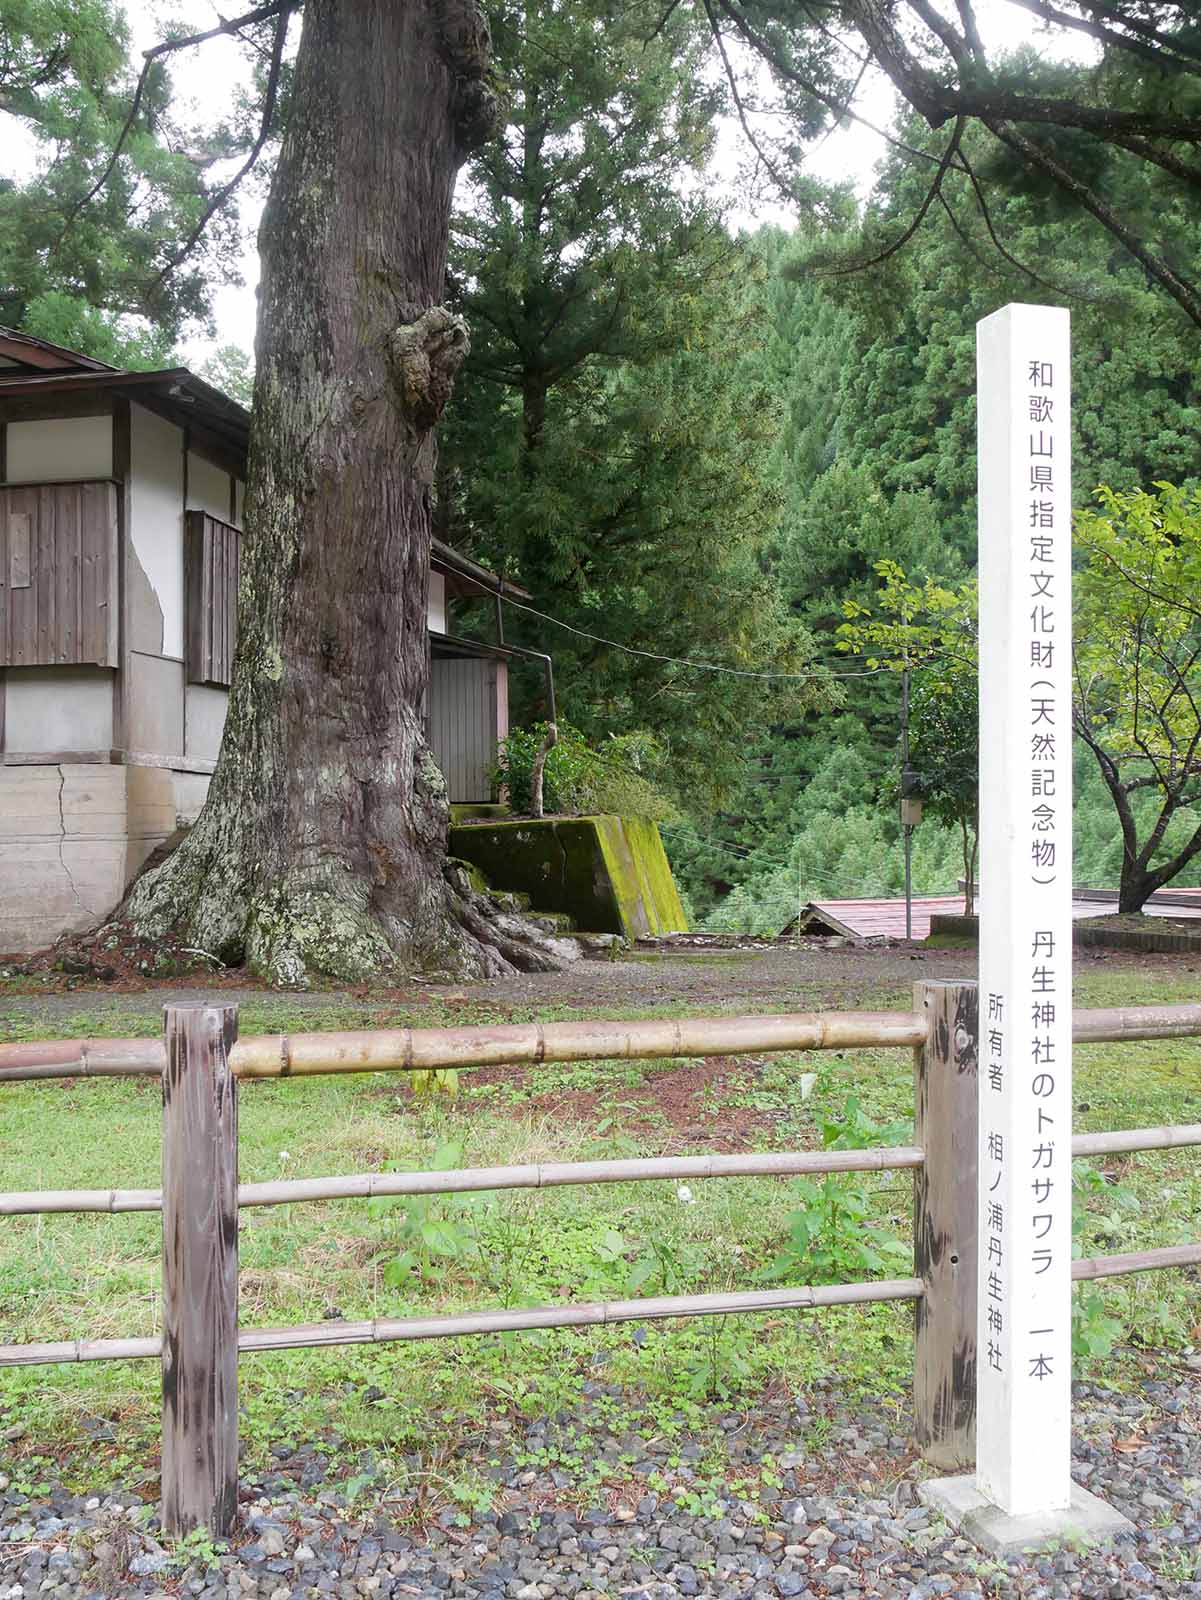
[
  {"left": 985, "top": 118, "right": 1201, "bottom": 327},
  {"left": 849, "top": 0, "right": 1201, "bottom": 139},
  {"left": 1005, "top": 0, "right": 1201, "bottom": 73},
  {"left": 955, "top": 144, "right": 1083, "bottom": 298}
]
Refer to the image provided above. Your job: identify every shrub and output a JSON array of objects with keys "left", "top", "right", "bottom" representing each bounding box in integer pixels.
[{"left": 493, "top": 723, "right": 678, "bottom": 820}]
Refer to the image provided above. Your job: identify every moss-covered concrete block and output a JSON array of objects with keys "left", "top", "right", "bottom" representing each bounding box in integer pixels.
[
  {"left": 450, "top": 802, "right": 511, "bottom": 824},
  {"left": 447, "top": 815, "right": 687, "bottom": 939}
]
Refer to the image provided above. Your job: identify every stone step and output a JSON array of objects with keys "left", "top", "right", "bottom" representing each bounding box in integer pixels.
[
  {"left": 573, "top": 931, "right": 627, "bottom": 957},
  {"left": 488, "top": 888, "right": 532, "bottom": 915},
  {"left": 527, "top": 909, "right": 577, "bottom": 934}
]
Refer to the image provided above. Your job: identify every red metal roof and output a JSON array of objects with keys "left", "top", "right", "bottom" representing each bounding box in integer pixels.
[{"left": 795, "top": 887, "right": 1201, "bottom": 941}]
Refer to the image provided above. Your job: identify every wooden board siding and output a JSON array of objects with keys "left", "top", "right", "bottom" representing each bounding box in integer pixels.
[
  {"left": 185, "top": 511, "right": 239, "bottom": 687},
  {"left": 429, "top": 657, "right": 504, "bottom": 803},
  {"left": 0, "top": 482, "right": 118, "bottom": 667}
]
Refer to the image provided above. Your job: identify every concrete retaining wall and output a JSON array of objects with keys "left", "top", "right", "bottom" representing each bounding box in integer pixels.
[
  {"left": 0, "top": 763, "right": 176, "bottom": 953},
  {"left": 448, "top": 814, "right": 687, "bottom": 939}
]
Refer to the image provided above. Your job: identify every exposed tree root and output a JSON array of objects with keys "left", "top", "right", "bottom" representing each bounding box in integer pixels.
[{"left": 111, "top": 826, "right": 576, "bottom": 988}]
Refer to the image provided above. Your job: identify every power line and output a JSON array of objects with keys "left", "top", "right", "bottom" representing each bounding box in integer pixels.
[
  {"left": 659, "top": 822, "right": 797, "bottom": 870},
  {"left": 502, "top": 596, "right": 896, "bottom": 683}
]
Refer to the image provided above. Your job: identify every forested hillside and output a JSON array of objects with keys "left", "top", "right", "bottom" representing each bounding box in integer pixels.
[
  {"left": 437, "top": 27, "right": 1201, "bottom": 929},
  {"left": 5, "top": 0, "right": 1201, "bottom": 949},
  {"left": 676, "top": 96, "right": 1201, "bottom": 928}
]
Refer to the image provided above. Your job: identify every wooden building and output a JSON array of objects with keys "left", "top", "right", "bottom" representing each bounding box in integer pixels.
[{"left": 0, "top": 328, "right": 524, "bottom": 953}]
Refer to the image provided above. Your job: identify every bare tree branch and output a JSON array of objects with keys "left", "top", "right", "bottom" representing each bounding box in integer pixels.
[
  {"left": 150, "top": 3, "right": 293, "bottom": 291},
  {"left": 714, "top": 0, "right": 967, "bottom": 171},
  {"left": 1069, "top": 0, "right": 1201, "bottom": 67},
  {"left": 905, "top": 0, "right": 973, "bottom": 69},
  {"left": 955, "top": 0, "right": 986, "bottom": 60},
  {"left": 702, "top": 0, "right": 797, "bottom": 199},
  {"left": 954, "top": 143, "right": 1084, "bottom": 298},
  {"left": 1108, "top": 134, "right": 1201, "bottom": 191},
  {"left": 645, "top": 0, "right": 687, "bottom": 44},
  {"left": 1004, "top": 0, "right": 1201, "bottom": 73},
  {"left": 817, "top": 117, "right": 964, "bottom": 274},
  {"left": 52, "top": 0, "right": 288, "bottom": 258}
]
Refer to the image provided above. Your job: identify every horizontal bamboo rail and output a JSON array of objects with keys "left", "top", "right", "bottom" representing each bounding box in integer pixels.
[
  {"left": 236, "top": 1279, "right": 925, "bottom": 1350},
  {"left": 0, "top": 1009, "right": 930, "bottom": 1083},
  {"left": 0, "top": 1278, "right": 925, "bottom": 1367},
  {"left": 6, "top": 1241, "right": 1200, "bottom": 1370},
  {"left": 5, "top": 1001, "right": 1201, "bottom": 1085},
  {"left": 1071, "top": 1242, "right": 1201, "bottom": 1281},
  {"left": 1072, "top": 1123, "right": 1201, "bottom": 1157},
  {"left": 8, "top": 1120, "right": 1201, "bottom": 1217},
  {"left": 0, "top": 1145, "right": 927, "bottom": 1216},
  {"left": 0, "top": 1334, "right": 160, "bottom": 1366},
  {"left": 1071, "top": 1003, "right": 1201, "bottom": 1042},
  {"left": 231, "top": 1013, "right": 933, "bottom": 1077},
  {"left": 0, "top": 1037, "right": 161, "bottom": 1082}
]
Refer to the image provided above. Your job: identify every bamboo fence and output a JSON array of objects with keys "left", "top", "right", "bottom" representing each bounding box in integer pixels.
[
  {"left": 6, "top": 1125, "right": 1200, "bottom": 1216},
  {"left": 0, "top": 985, "right": 1198, "bottom": 1537},
  {"left": 6, "top": 1001, "right": 1200, "bottom": 1084}
]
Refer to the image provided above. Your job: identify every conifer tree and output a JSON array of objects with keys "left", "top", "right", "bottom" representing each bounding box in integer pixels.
[{"left": 441, "top": 0, "right": 829, "bottom": 804}]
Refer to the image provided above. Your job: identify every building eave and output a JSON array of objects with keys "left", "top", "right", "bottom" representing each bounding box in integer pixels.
[
  {"left": 0, "top": 368, "right": 251, "bottom": 471},
  {"left": 0, "top": 328, "right": 118, "bottom": 372},
  {"left": 430, "top": 537, "right": 530, "bottom": 602}
]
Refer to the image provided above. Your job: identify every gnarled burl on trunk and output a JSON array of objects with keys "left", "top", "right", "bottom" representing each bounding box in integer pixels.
[{"left": 123, "top": 0, "right": 570, "bottom": 984}]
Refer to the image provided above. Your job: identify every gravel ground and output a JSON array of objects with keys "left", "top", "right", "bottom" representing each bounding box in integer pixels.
[{"left": 3, "top": 1367, "right": 1199, "bottom": 1600}]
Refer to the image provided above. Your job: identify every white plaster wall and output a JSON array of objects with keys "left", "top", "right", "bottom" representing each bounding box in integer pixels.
[
  {"left": 129, "top": 404, "right": 186, "bottom": 658},
  {"left": 173, "top": 770, "right": 212, "bottom": 823},
  {"left": 234, "top": 480, "right": 246, "bottom": 528},
  {"left": 126, "top": 654, "right": 184, "bottom": 757},
  {"left": 4, "top": 667, "right": 113, "bottom": 751},
  {"left": 428, "top": 570, "right": 447, "bottom": 632},
  {"left": 6, "top": 416, "right": 112, "bottom": 481},
  {"left": 185, "top": 683, "right": 229, "bottom": 762},
  {"left": 187, "top": 452, "right": 232, "bottom": 521}
]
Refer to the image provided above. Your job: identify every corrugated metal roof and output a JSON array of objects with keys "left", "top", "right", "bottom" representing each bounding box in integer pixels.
[{"left": 790, "top": 887, "right": 1201, "bottom": 941}]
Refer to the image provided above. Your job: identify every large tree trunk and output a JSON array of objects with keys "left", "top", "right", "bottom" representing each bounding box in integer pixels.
[{"left": 123, "top": 0, "right": 568, "bottom": 985}]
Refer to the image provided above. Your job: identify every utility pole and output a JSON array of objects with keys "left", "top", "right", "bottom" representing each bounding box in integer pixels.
[{"left": 900, "top": 664, "right": 916, "bottom": 940}]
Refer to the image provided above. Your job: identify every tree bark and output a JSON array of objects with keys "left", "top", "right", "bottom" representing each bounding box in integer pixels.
[
  {"left": 1117, "top": 819, "right": 1201, "bottom": 914},
  {"left": 122, "top": 0, "right": 570, "bottom": 984},
  {"left": 960, "top": 818, "right": 976, "bottom": 917}
]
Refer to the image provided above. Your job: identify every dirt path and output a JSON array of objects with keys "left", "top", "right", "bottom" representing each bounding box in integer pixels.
[{"left": 0, "top": 936, "right": 1180, "bottom": 1033}]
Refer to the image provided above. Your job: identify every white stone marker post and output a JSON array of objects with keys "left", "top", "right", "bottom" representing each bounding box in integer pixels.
[
  {"left": 976, "top": 302, "right": 1073, "bottom": 1517},
  {"left": 920, "top": 303, "right": 1131, "bottom": 1554}
]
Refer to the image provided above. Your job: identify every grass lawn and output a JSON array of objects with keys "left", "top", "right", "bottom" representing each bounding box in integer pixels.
[{"left": 0, "top": 958, "right": 1198, "bottom": 1515}]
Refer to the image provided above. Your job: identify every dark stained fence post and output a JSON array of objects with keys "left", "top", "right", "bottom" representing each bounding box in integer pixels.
[
  {"left": 161, "top": 1002, "right": 240, "bottom": 1537},
  {"left": 913, "top": 979, "right": 978, "bottom": 1470}
]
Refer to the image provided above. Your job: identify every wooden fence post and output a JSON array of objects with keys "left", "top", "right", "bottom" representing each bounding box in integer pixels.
[
  {"left": 913, "top": 979, "right": 978, "bottom": 1470},
  {"left": 161, "top": 1001, "right": 240, "bottom": 1538}
]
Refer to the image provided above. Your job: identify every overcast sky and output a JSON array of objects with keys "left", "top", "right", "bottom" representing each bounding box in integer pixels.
[{"left": 9, "top": 0, "right": 1089, "bottom": 364}]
